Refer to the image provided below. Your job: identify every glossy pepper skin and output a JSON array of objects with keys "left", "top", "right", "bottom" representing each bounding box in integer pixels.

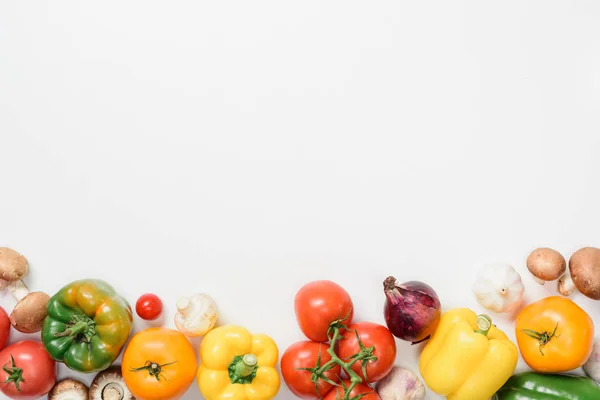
[
  {"left": 197, "top": 324, "right": 280, "bottom": 400},
  {"left": 494, "top": 372, "right": 600, "bottom": 400},
  {"left": 419, "top": 308, "right": 518, "bottom": 400},
  {"left": 41, "top": 279, "right": 133, "bottom": 373}
]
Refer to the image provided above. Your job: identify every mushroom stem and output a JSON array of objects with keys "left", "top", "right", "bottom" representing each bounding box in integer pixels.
[
  {"left": 532, "top": 276, "right": 546, "bottom": 285},
  {"left": 176, "top": 297, "right": 192, "bottom": 317},
  {"left": 7, "top": 280, "right": 30, "bottom": 301}
]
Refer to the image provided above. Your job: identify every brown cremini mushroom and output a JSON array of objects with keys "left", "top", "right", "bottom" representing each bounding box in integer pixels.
[
  {"left": 0, "top": 247, "right": 29, "bottom": 295},
  {"left": 48, "top": 378, "right": 89, "bottom": 400},
  {"left": 10, "top": 291, "right": 50, "bottom": 333},
  {"left": 526, "top": 247, "right": 566, "bottom": 285},
  {"left": 569, "top": 247, "right": 600, "bottom": 300}
]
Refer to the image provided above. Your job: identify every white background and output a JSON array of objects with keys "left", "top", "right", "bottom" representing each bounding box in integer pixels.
[{"left": 2, "top": 2, "right": 600, "bottom": 399}]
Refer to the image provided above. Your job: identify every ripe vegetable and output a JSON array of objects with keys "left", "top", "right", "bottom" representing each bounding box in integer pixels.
[
  {"left": 122, "top": 327, "right": 197, "bottom": 400},
  {"left": 294, "top": 280, "right": 353, "bottom": 342},
  {"left": 383, "top": 277, "right": 441, "bottom": 343},
  {"left": 419, "top": 309, "right": 518, "bottom": 400},
  {"left": 0, "top": 306, "right": 9, "bottom": 351},
  {"left": 324, "top": 381, "right": 381, "bottom": 400},
  {"left": 197, "top": 324, "right": 280, "bottom": 400},
  {"left": 526, "top": 248, "right": 566, "bottom": 285},
  {"left": 48, "top": 379, "right": 89, "bottom": 400},
  {"left": 0, "top": 340, "right": 57, "bottom": 400},
  {"left": 494, "top": 371, "right": 600, "bottom": 399},
  {"left": 10, "top": 291, "right": 50, "bottom": 333},
  {"left": 89, "top": 367, "right": 133, "bottom": 400},
  {"left": 515, "top": 296, "right": 594, "bottom": 372},
  {"left": 136, "top": 293, "right": 163, "bottom": 321},
  {"left": 337, "top": 322, "right": 396, "bottom": 383},
  {"left": 281, "top": 341, "right": 341, "bottom": 399},
  {"left": 174, "top": 293, "right": 217, "bottom": 337},
  {"left": 472, "top": 263, "right": 524, "bottom": 313},
  {"left": 569, "top": 247, "right": 600, "bottom": 300},
  {"left": 375, "top": 366, "right": 426, "bottom": 400},
  {"left": 583, "top": 339, "right": 600, "bottom": 383},
  {"left": 42, "top": 279, "right": 133, "bottom": 373}
]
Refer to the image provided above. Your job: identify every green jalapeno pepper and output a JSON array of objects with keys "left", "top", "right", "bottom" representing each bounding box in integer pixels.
[
  {"left": 41, "top": 279, "right": 133, "bottom": 373},
  {"left": 494, "top": 371, "right": 600, "bottom": 400}
]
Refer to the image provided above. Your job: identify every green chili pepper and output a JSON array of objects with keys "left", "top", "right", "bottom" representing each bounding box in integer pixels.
[
  {"left": 41, "top": 279, "right": 133, "bottom": 373},
  {"left": 494, "top": 371, "right": 600, "bottom": 400}
]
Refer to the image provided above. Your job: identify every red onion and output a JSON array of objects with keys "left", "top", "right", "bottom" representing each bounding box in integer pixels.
[{"left": 383, "top": 276, "right": 441, "bottom": 344}]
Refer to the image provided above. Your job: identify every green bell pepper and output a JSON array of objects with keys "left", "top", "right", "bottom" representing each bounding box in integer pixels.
[
  {"left": 494, "top": 371, "right": 600, "bottom": 400},
  {"left": 41, "top": 279, "right": 133, "bottom": 373}
]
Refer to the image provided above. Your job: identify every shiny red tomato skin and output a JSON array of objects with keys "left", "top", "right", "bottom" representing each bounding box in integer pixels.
[
  {"left": 281, "top": 341, "right": 341, "bottom": 399},
  {"left": 323, "top": 381, "right": 381, "bottom": 400},
  {"left": 0, "top": 307, "right": 9, "bottom": 350},
  {"left": 135, "top": 293, "right": 163, "bottom": 320},
  {"left": 294, "top": 280, "right": 354, "bottom": 342},
  {"left": 0, "top": 340, "right": 56, "bottom": 400},
  {"left": 337, "top": 322, "right": 397, "bottom": 383}
]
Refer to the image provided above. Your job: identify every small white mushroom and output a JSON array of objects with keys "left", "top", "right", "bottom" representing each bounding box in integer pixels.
[
  {"left": 174, "top": 293, "right": 218, "bottom": 337},
  {"left": 526, "top": 248, "right": 566, "bottom": 285},
  {"left": 89, "top": 367, "right": 134, "bottom": 400},
  {"left": 48, "top": 379, "right": 89, "bottom": 400}
]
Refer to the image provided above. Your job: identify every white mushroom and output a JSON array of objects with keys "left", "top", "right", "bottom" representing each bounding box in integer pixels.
[
  {"left": 89, "top": 367, "right": 134, "bottom": 400},
  {"left": 174, "top": 293, "right": 218, "bottom": 337},
  {"left": 48, "top": 379, "right": 89, "bottom": 400}
]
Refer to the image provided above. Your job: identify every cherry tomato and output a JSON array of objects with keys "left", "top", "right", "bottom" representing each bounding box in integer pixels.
[
  {"left": 0, "top": 340, "right": 56, "bottom": 400},
  {"left": 337, "top": 322, "right": 397, "bottom": 383},
  {"left": 323, "top": 380, "right": 381, "bottom": 400},
  {"left": 135, "top": 293, "right": 163, "bottom": 321},
  {"left": 281, "top": 341, "right": 341, "bottom": 399},
  {"left": 0, "top": 307, "right": 9, "bottom": 350},
  {"left": 294, "top": 280, "right": 354, "bottom": 342}
]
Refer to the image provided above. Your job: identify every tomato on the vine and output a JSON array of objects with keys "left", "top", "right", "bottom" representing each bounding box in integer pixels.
[
  {"left": 281, "top": 341, "right": 341, "bottom": 399},
  {"left": 135, "top": 293, "right": 163, "bottom": 321},
  {"left": 0, "top": 306, "right": 9, "bottom": 350},
  {"left": 294, "top": 280, "right": 354, "bottom": 342},
  {"left": 323, "top": 381, "right": 381, "bottom": 400},
  {"left": 0, "top": 340, "right": 56, "bottom": 400},
  {"left": 337, "top": 322, "right": 397, "bottom": 383}
]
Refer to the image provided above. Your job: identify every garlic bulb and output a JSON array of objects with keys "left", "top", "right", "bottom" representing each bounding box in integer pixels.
[
  {"left": 376, "top": 366, "right": 426, "bottom": 400},
  {"left": 174, "top": 293, "right": 218, "bottom": 337},
  {"left": 472, "top": 263, "right": 524, "bottom": 313}
]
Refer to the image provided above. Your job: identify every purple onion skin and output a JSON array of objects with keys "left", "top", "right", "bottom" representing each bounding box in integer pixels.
[{"left": 383, "top": 276, "right": 441, "bottom": 343}]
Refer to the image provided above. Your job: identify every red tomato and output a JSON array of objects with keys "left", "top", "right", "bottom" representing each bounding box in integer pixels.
[
  {"left": 135, "top": 293, "right": 163, "bottom": 321},
  {"left": 281, "top": 341, "right": 341, "bottom": 399},
  {"left": 323, "top": 380, "right": 381, "bottom": 400},
  {"left": 294, "top": 280, "right": 354, "bottom": 342},
  {"left": 0, "top": 307, "right": 9, "bottom": 350},
  {"left": 0, "top": 340, "right": 56, "bottom": 400},
  {"left": 337, "top": 322, "right": 396, "bottom": 383}
]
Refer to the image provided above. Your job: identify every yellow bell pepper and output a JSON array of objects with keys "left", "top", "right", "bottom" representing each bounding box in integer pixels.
[
  {"left": 197, "top": 324, "right": 280, "bottom": 400},
  {"left": 419, "top": 308, "right": 518, "bottom": 400}
]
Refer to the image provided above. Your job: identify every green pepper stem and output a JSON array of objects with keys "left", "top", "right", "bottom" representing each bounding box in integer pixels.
[
  {"left": 234, "top": 354, "right": 258, "bottom": 378},
  {"left": 54, "top": 320, "right": 89, "bottom": 338},
  {"left": 475, "top": 314, "right": 492, "bottom": 336}
]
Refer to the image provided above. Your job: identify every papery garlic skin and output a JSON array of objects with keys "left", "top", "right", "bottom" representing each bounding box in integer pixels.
[
  {"left": 376, "top": 366, "right": 426, "bottom": 400},
  {"left": 583, "top": 340, "right": 600, "bottom": 382},
  {"left": 472, "top": 263, "right": 524, "bottom": 313},
  {"left": 174, "top": 293, "right": 218, "bottom": 337}
]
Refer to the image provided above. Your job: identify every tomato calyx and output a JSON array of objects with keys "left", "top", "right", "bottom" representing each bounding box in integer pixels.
[
  {"left": 521, "top": 322, "right": 561, "bottom": 355},
  {"left": 54, "top": 313, "right": 96, "bottom": 343},
  {"left": 228, "top": 354, "right": 258, "bottom": 384},
  {"left": 129, "top": 360, "right": 178, "bottom": 381},
  {"left": 2, "top": 355, "right": 24, "bottom": 391},
  {"left": 300, "top": 314, "right": 379, "bottom": 400}
]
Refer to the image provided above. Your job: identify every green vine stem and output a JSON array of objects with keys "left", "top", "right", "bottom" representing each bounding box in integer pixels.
[
  {"left": 129, "top": 360, "right": 178, "bottom": 381},
  {"left": 299, "top": 312, "right": 378, "bottom": 400},
  {"left": 2, "top": 355, "right": 24, "bottom": 391},
  {"left": 521, "top": 322, "right": 560, "bottom": 355}
]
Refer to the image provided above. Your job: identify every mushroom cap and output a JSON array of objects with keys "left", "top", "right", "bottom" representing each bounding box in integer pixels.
[
  {"left": 89, "top": 366, "right": 134, "bottom": 400},
  {"left": 48, "top": 378, "right": 89, "bottom": 400},
  {"left": 569, "top": 247, "right": 600, "bottom": 300},
  {"left": 0, "top": 247, "right": 29, "bottom": 282},
  {"left": 526, "top": 247, "right": 566, "bottom": 281},
  {"left": 10, "top": 291, "right": 51, "bottom": 333}
]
